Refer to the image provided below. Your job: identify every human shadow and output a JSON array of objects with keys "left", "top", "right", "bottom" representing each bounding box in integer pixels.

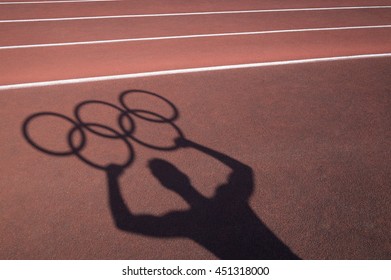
[
  {"left": 22, "top": 89, "right": 300, "bottom": 260},
  {"left": 107, "top": 137, "right": 300, "bottom": 260}
]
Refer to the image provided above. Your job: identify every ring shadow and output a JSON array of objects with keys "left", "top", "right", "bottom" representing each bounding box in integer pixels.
[{"left": 22, "top": 89, "right": 300, "bottom": 260}]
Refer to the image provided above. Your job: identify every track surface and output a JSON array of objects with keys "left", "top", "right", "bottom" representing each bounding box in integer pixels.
[{"left": 0, "top": 0, "right": 390, "bottom": 259}]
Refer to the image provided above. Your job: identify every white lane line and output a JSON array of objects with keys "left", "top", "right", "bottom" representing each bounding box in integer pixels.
[
  {"left": 1, "top": 6, "right": 391, "bottom": 22},
  {"left": 0, "top": 0, "right": 119, "bottom": 4},
  {"left": 1, "top": 53, "right": 390, "bottom": 91},
  {"left": 1, "top": 25, "right": 390, "bottom": 50}
]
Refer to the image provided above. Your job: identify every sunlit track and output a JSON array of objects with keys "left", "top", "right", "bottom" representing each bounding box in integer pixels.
[
  {"left": 2, "top": 25, "right": 390, "bottom": 50},
  {"left": 1, "top": 0, "right": 391, "bottom": 261},
  {"left": 0, "top": 0, "right": 120, "bottom": 4},
  {"left": 1, "top": 53, "right": 390, "bottom": 90},
  {"left": 1, "top": 6, "right": 391, "bottom": 23}
]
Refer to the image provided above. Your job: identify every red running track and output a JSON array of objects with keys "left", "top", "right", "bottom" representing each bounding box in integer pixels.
[{"left": 0, "top": 0, "right": 390, "bottom": 260}]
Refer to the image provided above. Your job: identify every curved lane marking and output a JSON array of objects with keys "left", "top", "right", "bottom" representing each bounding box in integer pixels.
[
  {"left": 1, "top": 25, "right": 391, "bottom": 50},
  {"left": 1, "top": 53, "right": 390, "bottom": 90},
  {"left": 1, "top": 6, "right": 391, "bottom": 22}
]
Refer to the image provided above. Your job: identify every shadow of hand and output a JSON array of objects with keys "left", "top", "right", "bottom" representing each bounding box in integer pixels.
[{"left": 106, "top": 164, "right": 125, "bottom": 179}]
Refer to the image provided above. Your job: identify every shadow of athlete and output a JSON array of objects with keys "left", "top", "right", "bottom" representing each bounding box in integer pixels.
[{"left": 107, "top": 138, "right": 300, "bottom": 259}]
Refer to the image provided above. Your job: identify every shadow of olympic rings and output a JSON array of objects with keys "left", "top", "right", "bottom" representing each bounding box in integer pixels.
[
  {"left": 22, "top": 90, "right": 183, "bottom": 171},
  {"left": 21, "top": 89, "right": 301, "bottom": 260}
]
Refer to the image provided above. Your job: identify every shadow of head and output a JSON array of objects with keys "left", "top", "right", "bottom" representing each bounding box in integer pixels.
[{"left": 148, "top": 159, "right": 191, "bottom": 191}]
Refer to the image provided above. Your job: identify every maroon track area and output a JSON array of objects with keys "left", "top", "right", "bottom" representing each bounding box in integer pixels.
[{"left": 0, "top": 0, "right": 390, "bottom": 260}]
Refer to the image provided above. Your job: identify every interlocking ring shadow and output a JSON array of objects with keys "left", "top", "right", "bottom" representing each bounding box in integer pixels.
[
  {"left": 22, "top": 90, "right": 182, "bottom": 171},
  {"left": 22, "top": 89, "right": 300, "bottom": 260},
  {"left": 22, "top": 103, "right": 136, "bottom": 171}
]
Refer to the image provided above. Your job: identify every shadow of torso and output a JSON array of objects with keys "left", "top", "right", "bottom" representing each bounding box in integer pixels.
[{"left": 147, "top": 185, "right": 299, "bottom": 260}]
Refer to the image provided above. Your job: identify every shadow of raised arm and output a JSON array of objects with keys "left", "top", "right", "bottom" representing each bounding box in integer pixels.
[
  {"left": 177, "top": 138, "right": 253, "bottom": 202},
  {"left": 106, "top": 139, "right": 300, "bottom": 260},
  {"left": 106, "top": 164, "right": 188, "bottom": 237}
]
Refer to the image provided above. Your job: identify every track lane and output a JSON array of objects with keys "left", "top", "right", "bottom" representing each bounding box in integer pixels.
[
  {"left": 0, "top": 0, "right": 119, "bottom": 3},
  {"left": 1, "top": 9, "right": 391, "bottom": 46},
  {"left": 1, "top": 0, "right": 391, "bottom": 261},
  {"left": 1, "top": 0, "right": 391, "bottom": 20},
  {"left": 1, "top": 28, "right": 390, "bottom": 86},
  {"left": 1, "top": 57, "right": 390, "bottom": 259}
]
